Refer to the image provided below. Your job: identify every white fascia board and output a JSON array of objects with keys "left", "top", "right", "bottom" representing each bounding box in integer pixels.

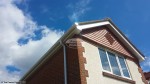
[
  {"left": 75, "top": 21, "right": 145, "bottom": 62},
  {"left": 108, "top": 23, "right": 145, "bottom": 62},
  {"left": 76, "top": 21, "right": 110, "bottom": 30}
]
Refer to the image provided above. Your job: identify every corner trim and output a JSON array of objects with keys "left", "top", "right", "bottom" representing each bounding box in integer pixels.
[
  {"left": 138, "top": 67, "right": 148, "bottom": 84},
  {"left": 76, "top": 38, "right": 88, "bottom": 84}
]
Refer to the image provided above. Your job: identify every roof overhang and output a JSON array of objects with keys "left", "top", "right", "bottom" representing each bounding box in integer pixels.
[
  {"left": 75, "top": 19, "right": 145, "bottom": 62},
  {"left": 20, "top": 19, "right": 145, "bottom": 81}
]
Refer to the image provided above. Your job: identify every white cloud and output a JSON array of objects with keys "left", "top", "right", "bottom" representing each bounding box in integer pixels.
[
  {"left": 0, "top": 0, "right": 63, "bottom": 82},
  {"left": 67, "top": 0, "right": 91, "bottom": 22},
  {"left": 140, "top": 51, "right": 150, "bottom": 72},
  {"left": 141, "top": 55, "right": 150, "bottom": 72}
]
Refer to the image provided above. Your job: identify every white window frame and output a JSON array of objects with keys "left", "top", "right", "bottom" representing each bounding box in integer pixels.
[{"left": 98, "top": 47, "right": 132, "bottom": 80}]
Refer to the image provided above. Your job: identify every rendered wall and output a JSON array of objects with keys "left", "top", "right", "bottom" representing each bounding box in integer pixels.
[
  {"left": 126, "top": 59, "right": 145, "bottom": 84},
  {"left": 82, "top": 39, "right": 144, "bottom": 84}
]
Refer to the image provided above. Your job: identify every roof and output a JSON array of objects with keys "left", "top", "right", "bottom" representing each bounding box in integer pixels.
[
  {"left": 144, "top": 72, "right": 150, "bottom": 80},
  {"left": 20, "top": 18, "right": 145, "bottom": 81}
]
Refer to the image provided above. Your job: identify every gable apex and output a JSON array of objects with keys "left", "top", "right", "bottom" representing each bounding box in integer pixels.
[
  {"left": 20, "top": 18, "right": 145, "bottom": 81},
  {"left": 74, "top": 19, "right": 145, "bottom": 62}
]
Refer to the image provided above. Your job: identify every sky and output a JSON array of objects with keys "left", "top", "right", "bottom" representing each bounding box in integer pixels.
[{"left": 0, "top": 0, "right": 150, "bottom": 82}]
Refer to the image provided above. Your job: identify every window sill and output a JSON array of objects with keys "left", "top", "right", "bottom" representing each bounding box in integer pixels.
[{"left": 103, "top": 72, "right": 135, "bottom": 84}]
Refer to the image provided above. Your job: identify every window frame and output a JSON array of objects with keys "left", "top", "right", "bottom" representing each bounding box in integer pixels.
[{"left": 98, "top": 47, "right": 132, "bottom": 80}]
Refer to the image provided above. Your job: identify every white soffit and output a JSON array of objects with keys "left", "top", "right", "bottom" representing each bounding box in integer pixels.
[{"left": 75, "top": 21, "right": 145, "bottom": 62}]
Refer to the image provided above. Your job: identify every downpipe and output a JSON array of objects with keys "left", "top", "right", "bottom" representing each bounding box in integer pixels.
[{"left": 60, "top": 41, "right": 67, "bottom": 84}]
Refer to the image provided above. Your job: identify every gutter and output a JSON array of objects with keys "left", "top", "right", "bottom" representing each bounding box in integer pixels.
[
  {"left": 20, "top": 18, "right": 144, "bottom": 82},
  {"left": 20, "top": 24, "right": 79, "bottom": 81},
  {"left": 60, "top": 41, "right": 67, "bottom": 84}
]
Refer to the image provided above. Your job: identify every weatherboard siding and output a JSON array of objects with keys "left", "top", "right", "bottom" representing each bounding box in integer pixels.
[{"left": 81, "top": 26, "right": 133, "bottom": 58}]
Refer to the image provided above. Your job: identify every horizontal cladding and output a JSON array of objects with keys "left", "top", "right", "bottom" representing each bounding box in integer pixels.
[{"left": 81, "top": 26, "right": 133, "bottom": 58}]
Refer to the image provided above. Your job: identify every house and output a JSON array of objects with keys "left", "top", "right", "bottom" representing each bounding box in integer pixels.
[
  {"left": 144, "top": 72, "right": 150, "bottom": 84},
  {"left": 20, "top": 18, "right": 147, "bottom": 84}
]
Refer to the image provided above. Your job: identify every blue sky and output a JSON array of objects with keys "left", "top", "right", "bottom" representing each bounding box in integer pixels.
[
  {"left": 0, "top": 0, "right": 150, "bottom": 82},
  {"left": 18, "top": 0, "right": 150, "bottom": 51}
]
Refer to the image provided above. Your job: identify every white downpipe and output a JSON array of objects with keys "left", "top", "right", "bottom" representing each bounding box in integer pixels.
[{"left": 60, "top": 41, "right": 67, "bottom": 84}]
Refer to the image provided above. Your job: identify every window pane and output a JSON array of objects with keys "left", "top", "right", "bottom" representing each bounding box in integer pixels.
[
  {"left": 108, "top": 52, "right": 121, "bottom": 76},
  {"left": 99, "top": 49, "right": 111, "bottom": 71},
  {"left": 118, "top": 57, "right": 130, "bottom": 77}
]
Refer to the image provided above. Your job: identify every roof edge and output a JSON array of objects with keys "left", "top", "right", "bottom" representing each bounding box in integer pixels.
[
  {"left": 20, "top": 18, "right": 145, "bottom": 81},
  {"left": 20, "top": 24, "right": 81, "bottom": 80},
  {"left": 75, "top": 19, "right": 145, "bottom": 62},
  {"left": 107, "top": 19, "right": 145, "bottom": 61}
]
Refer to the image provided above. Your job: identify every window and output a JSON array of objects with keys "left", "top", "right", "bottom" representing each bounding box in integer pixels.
[
  {"left": 99, "top": 49, "right": 111, "bottom": 71},
  {"left": 118, "top": 56, "right": 130, "bottom": 78},
  {"left": 107, "top": 52, "right": 121, "bottom": 76},
  {"left": 99, "top": 48, "right": 131, "bottom": 78}
]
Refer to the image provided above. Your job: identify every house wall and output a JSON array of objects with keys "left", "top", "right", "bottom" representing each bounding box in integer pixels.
[
  {"left": 126, "top": 59, "right": 145, "bottom": 84},
  {"left": 144, "top": 72, "right": 150, "bottom": 84},
  {"left": 23, "top": 26, "right": 146, "bottom": 84},
  {"left": 66, "top": 43, "right": 82, "bottom": 84},
  {"left": 82, "top": 40, "right": 145, "bottom": 84},
  {"left": 26, "top": 47, "right": 65, "bottom": 84},
  {"left": 25, "top": 45, "right": 82, "bottom": 84}
]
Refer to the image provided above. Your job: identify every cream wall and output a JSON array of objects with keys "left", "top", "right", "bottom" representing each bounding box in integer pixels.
[
  {"left": 81, "top": 41, "right": 144, "bottom": 84},
  {"left": 126, "top": 59, "right": 144, "bottom": 84}
]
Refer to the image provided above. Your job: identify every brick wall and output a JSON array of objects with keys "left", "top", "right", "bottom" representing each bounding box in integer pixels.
[
  {"left": 24, "top": 26, "right": 144, "bottom": 84},
  {"left": 26, "top": 47, "right": 64, "bottom": 84},
  {"left": 25, "top": 42, "right": 83, "bottom": 84},
  {"left": 66, "top": 43, "right": 81, "bottom": 84}
]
